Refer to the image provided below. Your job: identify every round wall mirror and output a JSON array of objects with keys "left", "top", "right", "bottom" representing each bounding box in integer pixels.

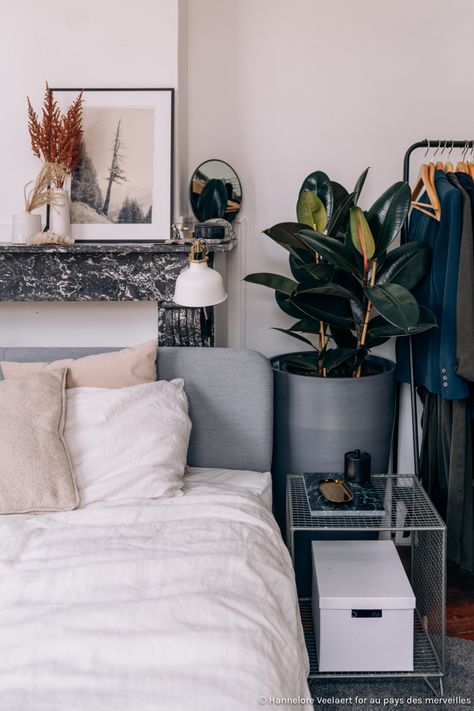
[{"left": 189, "top": 159, "right": 242, "bottom": 223}]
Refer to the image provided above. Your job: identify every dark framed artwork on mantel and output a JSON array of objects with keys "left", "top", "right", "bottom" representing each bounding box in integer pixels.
[{"left": 51, "top": 88, "right": 174, "bottom": 242}]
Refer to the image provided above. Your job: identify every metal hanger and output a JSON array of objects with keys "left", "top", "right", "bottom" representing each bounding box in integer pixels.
[
  {"left": 456, "top": 141, "right": 470, "bottom": 174},
  {"left": 445, "top": 140, "right": 455, "bottom": 172},
  {"left": 435, "top": 140, "right": 447, "bottom": 171},
  {"left": 411, "top": 140, "right": 441, "bottom": 220}
]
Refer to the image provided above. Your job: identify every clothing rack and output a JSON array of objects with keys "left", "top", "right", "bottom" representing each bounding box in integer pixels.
[{"left": 399, "top": 139, "right": 470, "bottom": 479}]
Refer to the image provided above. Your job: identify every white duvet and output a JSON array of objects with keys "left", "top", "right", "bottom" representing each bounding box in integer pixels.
[{"left": 0, "top": 469, "right": 311, "bottom": 711}]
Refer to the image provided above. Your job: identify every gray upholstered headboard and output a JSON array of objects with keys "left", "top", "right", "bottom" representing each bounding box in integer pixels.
[{"left": 0, "top": 346, "right": 273, "bottom": 473}]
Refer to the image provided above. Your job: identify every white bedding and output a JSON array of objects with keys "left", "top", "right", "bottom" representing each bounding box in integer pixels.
[
  {"left": 0, "top": 468, "right": 311, "bottom": 711},
  {"left": 183, "top": 466, "right": 273, "bottom": 511}
]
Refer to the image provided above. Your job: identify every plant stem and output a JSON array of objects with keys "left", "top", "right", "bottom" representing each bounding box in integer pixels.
[
  {"left": 315, "top": 250, "right": 328, "bottom": 377},
  {"left": 355, "top": 259, "right": 377, "bottom": 378},
  {"left": 319, "top": 323, "right": 327, "bottom": 378}
]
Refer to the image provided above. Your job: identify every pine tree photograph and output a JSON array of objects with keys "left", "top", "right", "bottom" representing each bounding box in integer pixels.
[{"left": 70, "top": 107, "right": 154, "bottom": 225}]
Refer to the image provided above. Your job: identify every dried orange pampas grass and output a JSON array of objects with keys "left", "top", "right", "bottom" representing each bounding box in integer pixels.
[{"left": 27, "top": 82, "right": 83, "bottom": 188}]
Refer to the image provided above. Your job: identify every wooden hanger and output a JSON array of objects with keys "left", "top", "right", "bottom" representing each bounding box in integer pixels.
[
  {"left": 444, "top": 141, "right": 456, "bottom": 173},
  {"left": 456, "top": 162, "right": 469, "bottom": 173},
  {"left": 428, "top": 162, "right": 436, "bottom": 182},
  {"left": 411, "top": 163, "right": 440, "bottom": 220},
  {"left": 466, "top": 142, "right": 474, "bottom": 179},
  {"left": 456, "top": 142, "right": 470, "bottom": 173}
]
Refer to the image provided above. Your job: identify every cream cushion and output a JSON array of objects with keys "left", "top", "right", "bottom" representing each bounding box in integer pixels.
[
  {"left": 64, "top": 379, "right": 192, "bottom": 506},
  {"left": 0, "top": 368, "right": 79, "bottom": 514},
  {"left": 0, "top": 340, "right": 157, "bottom": 389}
]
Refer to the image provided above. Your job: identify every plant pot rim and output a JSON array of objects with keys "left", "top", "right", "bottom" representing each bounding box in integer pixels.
[{"left": 270, "top": 351, "right": 396, "bottom": 380}]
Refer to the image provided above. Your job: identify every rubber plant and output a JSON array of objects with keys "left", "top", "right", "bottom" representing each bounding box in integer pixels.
[{"left": 245, "top": 169, "right": 436, "bottom": 378}]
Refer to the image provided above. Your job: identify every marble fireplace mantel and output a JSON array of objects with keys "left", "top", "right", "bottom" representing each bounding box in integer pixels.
[{"left": 0, "top": 238, "right": 237, "bottom": 346}]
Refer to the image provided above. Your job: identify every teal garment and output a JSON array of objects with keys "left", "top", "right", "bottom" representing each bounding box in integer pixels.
[
  {"left": 396, "top": 170, "right": 469, "bottom": 400},
  {"left": 453, "top": 172, "right": 474, "bottom": 382}
]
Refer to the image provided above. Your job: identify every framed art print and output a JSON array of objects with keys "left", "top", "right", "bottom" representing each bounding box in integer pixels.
[{"left": 51, "top": 88, "right": 174, "bottom": 242}]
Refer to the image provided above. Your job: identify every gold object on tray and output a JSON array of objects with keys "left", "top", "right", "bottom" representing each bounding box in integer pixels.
[{"left": 318, "top": 478, "right": 353, "bottom": 504}]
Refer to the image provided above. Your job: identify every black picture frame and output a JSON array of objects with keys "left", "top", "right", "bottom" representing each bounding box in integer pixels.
[{"left": 50, "top": 87, "right": 174, "bottom": 243}]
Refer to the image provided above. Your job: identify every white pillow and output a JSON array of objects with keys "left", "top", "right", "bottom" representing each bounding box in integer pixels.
[{"left": 64, "top": 379, "right": 191, "bottom": 506}]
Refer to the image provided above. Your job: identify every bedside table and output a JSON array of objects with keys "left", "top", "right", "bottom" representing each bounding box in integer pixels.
[{"left": 286, "top": 474, "right": 447, "bottom": 696}]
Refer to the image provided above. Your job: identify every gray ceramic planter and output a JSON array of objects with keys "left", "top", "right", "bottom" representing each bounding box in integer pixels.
[{"left": 271, "top": 352, "right": 396, "bottom": 530}]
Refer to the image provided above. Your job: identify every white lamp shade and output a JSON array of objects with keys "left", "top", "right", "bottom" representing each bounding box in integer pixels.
[{"left": 173, "top": 261, "right": 227, "bottom": 307}]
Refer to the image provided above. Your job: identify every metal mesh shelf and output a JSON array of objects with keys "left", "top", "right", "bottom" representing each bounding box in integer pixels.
[
  {"left": 299, "top": 599, "right": 443, "bottom": 679},
  {"left": 288, "top": 474, "right": 445, "bottom": 532},
  {"left": 287, "top": 475, "right": 446, "bottom": 694}
]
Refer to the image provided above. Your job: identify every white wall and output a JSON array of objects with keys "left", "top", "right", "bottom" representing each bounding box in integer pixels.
[
  {"left": 1, "top": 1, "right": 470, "bottom": 463},
  {"left": 0, "top": 0, "right": 180, "bottom": 345},
  {"left": 187, "top": 0, "right": 474, "bottom": 471},
  {"left": 188, "top": 0, "right": 474, "bottom": 471},
  {"left": 187, "top": 0, "right": 474, "bottom": 355}
]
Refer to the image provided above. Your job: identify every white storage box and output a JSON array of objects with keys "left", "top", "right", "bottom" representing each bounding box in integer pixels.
[{"left": 311, "top": 540, "right": 415, "bottom": 672}]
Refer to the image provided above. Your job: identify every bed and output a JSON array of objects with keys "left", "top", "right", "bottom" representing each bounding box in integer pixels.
[{"left": 0, "top": 347, "right": 311, "bottom": 711}]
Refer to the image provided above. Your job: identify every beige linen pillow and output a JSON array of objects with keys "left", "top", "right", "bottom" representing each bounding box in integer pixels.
[
  {"left": 0, "top": 368, "right": 79, "bottom": 514},
  {"left": 1, "top": 339, "right": 157, "bottom": 389}
]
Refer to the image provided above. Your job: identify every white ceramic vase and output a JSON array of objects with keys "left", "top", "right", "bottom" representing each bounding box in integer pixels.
[
  {"left": 11, "top": 212, "right": 42, "bottom": 243},
  {"left": 50, "top": 188, "right": 71, "bottom": 238}
]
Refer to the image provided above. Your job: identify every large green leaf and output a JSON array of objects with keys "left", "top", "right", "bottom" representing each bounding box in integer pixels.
[
  {"left": 330, "top": 326, "right": 358, "bottom": 349},
  {"left": 293, "top": 261, "right": 335, "bottom": 283},
  {"left": 288, "top": 248, "right": 317, "bottom": 281},
  {"left": 275, "top": 291, "right": 307, "bottom": 319},
  {"left": 296, "top": 281, "right": 360, "bottom": 301},
  {"left": 296, "top": 191, "right": 327, "bottom": 231},
  {"left": 365, "top": 332, "right": 390, "bottom": 349},
  {"left": 376, "top": 242, "right": 432, "bottom": 289},
  {"left": 196, "top": 179, "right": 228, "bottom": 221},
  {"left": 244, "top": 273, "right": 297, "bottom": 296},
  {"left": 331, "top": 181, "right": 349, "bottom": 211},
  {"left": 344, "top": 224, "right": 365, "bottom": 276},
  {"left": 350, "top": 299, "right": 365, "bottom": 329},
  {"left": 332, "top": 270, "right": 365, "bottom": 303},
  {"left": 326, "top": 190, "right": 356, "bottom": 238},
  {"left": 298, "top": 230, "right": 358, "bottom": 273},
  {"left": 263, "top": 222, "right": 310, "bottom": 260},
  {"left": 292, "top": 292, "right": 355, "bottom": 329},
  {"left": 283, "top": 353, "right": 319, "bottom": 373},
  {"left": 320, "top": 347, "right": 361, "bottom": 370},
  {"left": 289, "top": 317, "right": 322, "bottom": 334},
  {"left": 366, "top": 181, "right": 411, "bottom": 257},
  {"left": 272, "top": 327, "right": 316, "bottom": 349},
  {"left": 350, "top": 207, "right": 375, "bottom": 269},
  {"left": 365, "top": 283, "right": 420, "bottom": 331},
  {"left": 353, "top": 167, "right": 369, "bottom": 204},
  {"left": 367, "top": 307, "right": 437, "bottom": 338},
  {"left": 300, "top": 171, "right": 334, "bottom": 218}
]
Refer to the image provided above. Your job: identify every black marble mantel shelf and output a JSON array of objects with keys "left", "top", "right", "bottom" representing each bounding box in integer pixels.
[
  {"left": 0, "top": 238, "right": 237, "bottom": 346},
  {"left": 0, "top": 238, "right": 236, "bottom": 255}
]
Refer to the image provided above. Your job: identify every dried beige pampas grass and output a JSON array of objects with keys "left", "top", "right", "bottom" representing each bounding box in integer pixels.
[{"left": 24, "top": 163, "right": 68, "bottom": 212}]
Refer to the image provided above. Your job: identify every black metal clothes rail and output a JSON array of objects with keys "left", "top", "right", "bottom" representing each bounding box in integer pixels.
[{"left": 397, "top": 139, "right": 471, "bottom": 478}]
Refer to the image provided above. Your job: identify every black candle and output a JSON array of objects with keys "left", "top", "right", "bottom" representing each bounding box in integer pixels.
[{"left": 344, "top": 449, "right": 371, "bottom": 487}]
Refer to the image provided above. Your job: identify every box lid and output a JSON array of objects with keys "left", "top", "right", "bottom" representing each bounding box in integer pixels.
[{"left": 312, "top": 540, "right": 415, "bottom": 610}]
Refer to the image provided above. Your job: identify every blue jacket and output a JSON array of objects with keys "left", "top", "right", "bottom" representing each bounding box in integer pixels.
[{"left": 396, "top": 170, "right": 469, "bottom": 400}]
